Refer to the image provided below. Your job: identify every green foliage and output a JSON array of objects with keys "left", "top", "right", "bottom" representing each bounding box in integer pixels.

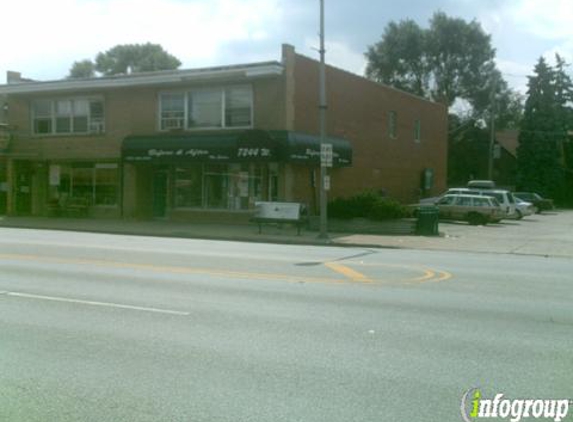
[
  {"left": 365, "top": 12, "right": 510, "bottom": 116},
  {"left": 328, "top": 191, "right": 408, "bottom": 221},
  {"left": 517, "top": 55, "right": 573, "bottom": 204},
  {"left": 67, "top": 43, "right": 181, "bottom": 78},
  {"left": 68, "top": 59, "right": 96, "bottom": 79},
  {"left": 365, "top": 19, "right": 428, "bottom": 97}
]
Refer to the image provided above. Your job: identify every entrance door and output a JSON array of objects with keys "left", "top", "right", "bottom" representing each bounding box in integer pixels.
[
  {"left": 15, "top": 163, "right": 33, "bottom": 215},
  {"left": 153, "top": 171, "right": 168, "bottom": 218}
]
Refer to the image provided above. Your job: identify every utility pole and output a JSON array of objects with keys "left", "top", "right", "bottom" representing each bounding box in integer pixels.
[
  {"left": 318, "top": 0, "right": 328, "bottom": 240},
  {"left": 488, "top": 79, "right": 496, "bottom": 180}
]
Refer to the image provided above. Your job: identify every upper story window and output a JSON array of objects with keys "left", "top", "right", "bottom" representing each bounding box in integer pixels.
[
  {"left": 159, "top": 85, "right": 253, "bottom": 131},
  {"left": 32, "top": 98, "right": 105, "bottom": 135},
  {"left": 388, "top": 111, "right": 397, "bottom": 139},
  {"left": 414, "top": 119, "right": 421, "bottom": 143}
]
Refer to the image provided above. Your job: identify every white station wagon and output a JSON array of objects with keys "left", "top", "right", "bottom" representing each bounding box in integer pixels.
[{"left": 436, "top": 194, "right": 504, "bottom": 225}]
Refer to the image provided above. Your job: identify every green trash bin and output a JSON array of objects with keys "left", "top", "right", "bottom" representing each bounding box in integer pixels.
[{"left": 416, "top": 205, "right": 439, "bottom": 236}]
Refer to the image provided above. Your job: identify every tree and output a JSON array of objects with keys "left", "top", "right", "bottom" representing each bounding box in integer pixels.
[
  {"left": 365, "top": 19, "right": 428, "bottom": 97},
  {"left": 365, "top": 12, "right": 501, "bottom": 114},
  {"left": 517, "top": 56, "right": 573, "bottom": 203},
  {"left": 68, "top": 59, "right": 96, "bottom": 79},
  {"left": 68, "top": 43, "right": 181, "bottom": 78}
]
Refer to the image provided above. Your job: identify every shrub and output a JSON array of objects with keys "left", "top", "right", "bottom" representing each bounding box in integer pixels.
[
  {"left": 367, "top": 198, "right": 409, "bottom": 220},
  {"left": 328, "top": 191, "right": 408, "bottom": 220}
]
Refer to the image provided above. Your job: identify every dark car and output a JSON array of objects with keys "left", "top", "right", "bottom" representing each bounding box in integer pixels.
[{"left": 513, "top": 192, "right": 554, "bottom": 213}]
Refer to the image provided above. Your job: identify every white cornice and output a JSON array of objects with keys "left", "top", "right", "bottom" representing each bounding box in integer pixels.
[{"left": 0, "top": 62, "right": 283, "bottom": 95}]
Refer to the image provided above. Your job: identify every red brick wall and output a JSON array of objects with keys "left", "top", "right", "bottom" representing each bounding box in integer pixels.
[
  {"left": 291, "top": 53, "right": 448, "bottom": 203},
  {"left": 6, "top": 77, "right": 285, "bottom": 161}
]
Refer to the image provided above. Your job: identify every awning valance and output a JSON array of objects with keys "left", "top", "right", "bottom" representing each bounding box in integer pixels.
[{"left": 122, "top": 130, "right": 352, "bottom": 167}]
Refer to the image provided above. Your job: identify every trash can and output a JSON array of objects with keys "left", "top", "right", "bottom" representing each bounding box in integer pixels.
[{"left": 416, "top": 205, "right": 439, "bottom": 236}]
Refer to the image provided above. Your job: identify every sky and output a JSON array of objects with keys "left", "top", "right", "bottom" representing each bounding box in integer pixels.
[{"left": 1, "top": 0, "right": 572, "bottom": 94}]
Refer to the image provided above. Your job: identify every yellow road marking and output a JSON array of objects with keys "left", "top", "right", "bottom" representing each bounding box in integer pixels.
[
  {"left": 324, "top": 262, "right": 372, "bottom": 283},
  {"left": 410, "top": 268, "right": 436, "bottom": 282},
  {"left": 0, "top": 253, "right": 452, "bottom": 285},
  {"left": 0, "top": 253, "right": 345, "bottom": 285}
]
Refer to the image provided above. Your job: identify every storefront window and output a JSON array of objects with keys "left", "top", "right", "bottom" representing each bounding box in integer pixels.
[
  {"left": 173, "top": 163, "right": 272, "bottom": 211},
  {"left": 95, "top": 164, "right": 118, "bottom": 205},
  {"left": 175, "top": 167, "right": 202, "bottom": 207},
  {"left": 48, "top": 163, "right": 118, "bottom": 206},
  {"left": 71, "top": 167, "right": 94, "bottom": 199},
  {"left": 204, "top": 164, "right": 228, "bottom": 209}
]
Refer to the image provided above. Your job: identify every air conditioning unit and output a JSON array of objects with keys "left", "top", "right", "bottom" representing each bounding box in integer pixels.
[{"left": 89, "top": 120, "right": 105, "bottom": 134}]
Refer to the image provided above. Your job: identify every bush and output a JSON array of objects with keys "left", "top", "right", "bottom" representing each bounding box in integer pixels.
[
  {"left": 328, "top": 191, "right": 408, "bottom": 220},
  {"left": 367, "top": 198, "right": 409, "bottom": 220}
]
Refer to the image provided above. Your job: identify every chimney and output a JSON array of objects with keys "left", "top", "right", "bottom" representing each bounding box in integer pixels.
[{"left": 7, "top": 71, "right": 35, "bottom": 84}]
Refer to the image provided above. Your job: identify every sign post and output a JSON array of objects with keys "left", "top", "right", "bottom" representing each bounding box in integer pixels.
[{"left": 318, "top": 0, "right": 329, "bottom": 240}]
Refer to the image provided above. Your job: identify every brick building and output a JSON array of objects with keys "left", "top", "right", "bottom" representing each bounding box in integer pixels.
[{"left": 0, "top": 44, "right": 447, "bottom": 221}]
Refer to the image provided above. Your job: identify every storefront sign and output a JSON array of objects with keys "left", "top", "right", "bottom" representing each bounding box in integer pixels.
[{"left": 237, "top": 148, "right": 272, "bottom": 158}]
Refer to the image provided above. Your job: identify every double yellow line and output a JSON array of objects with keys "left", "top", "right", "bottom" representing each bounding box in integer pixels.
[
  {"left": 323, "top": 261, "right": 452, "bottom": 284},
  {"left": 0, "top": 253, "right": 452, "bottom": 286}
]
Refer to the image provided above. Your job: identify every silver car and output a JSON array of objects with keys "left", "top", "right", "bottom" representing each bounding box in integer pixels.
[{"left": 436, "top": 194, "right": 504, "bottom": 225}]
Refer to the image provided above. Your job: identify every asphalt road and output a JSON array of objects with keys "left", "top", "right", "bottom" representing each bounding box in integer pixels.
[{"left": 1, "top": 228, "right": 572, "bottom": 422}]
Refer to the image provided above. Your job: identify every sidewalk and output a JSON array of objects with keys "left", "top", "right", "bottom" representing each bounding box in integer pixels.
[{"left": 1, "top": 212, "right": 572, "bottom": 257}]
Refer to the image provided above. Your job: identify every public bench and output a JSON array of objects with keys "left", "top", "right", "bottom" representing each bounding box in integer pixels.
[
  {"left": 250, "top": 202, "right": 307, "bottom": 235},
  {"left": 47, "top": 196, "right": 89, "bottom": 218}
]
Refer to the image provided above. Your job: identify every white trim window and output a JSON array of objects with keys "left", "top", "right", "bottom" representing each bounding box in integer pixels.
[
  {"left": 159, "top": 93, "right": 185, "bottom": 130},
  {"left": 189, "top": 88, "right": 223, "bottom": 128},
  {"left": 159, "top": 85, "right": 253, "bottom": 131},
  {"left": 32, "top": 98, "right": 105, "bottom": 135}
]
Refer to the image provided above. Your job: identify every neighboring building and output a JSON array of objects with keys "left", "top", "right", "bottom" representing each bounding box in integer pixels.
[
  {"left": 0, "top": 92, "right": 9, "bottom": 213},
  {"left": 0, "top": 44, "right": 447, "bottom": 221}
]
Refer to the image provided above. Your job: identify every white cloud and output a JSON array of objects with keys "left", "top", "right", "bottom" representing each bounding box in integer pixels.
[
  {"left": 504, "top": 0, "right": 573, "bottom": 40},
  {"left": 496, "top": 59, "right": 531, "bottom": 93},
  {"left": 1, "top": 0, "right": 283, "bottom": 81}
]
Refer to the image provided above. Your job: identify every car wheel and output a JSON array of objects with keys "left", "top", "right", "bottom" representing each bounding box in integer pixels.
[
  {"left": 516, "top": 210, "right": 523, "bottom": 220},
  {"left": 467, "top": 212, "right": 484, "bottom": 225}
]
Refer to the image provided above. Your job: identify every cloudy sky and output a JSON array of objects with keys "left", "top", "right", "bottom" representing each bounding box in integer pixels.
[{"left": 2, "top": 0, "right": 572, "bottom": 93}]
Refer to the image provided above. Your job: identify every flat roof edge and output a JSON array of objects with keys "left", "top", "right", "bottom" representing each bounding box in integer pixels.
[{"left": 0, "top": 61, "right": 283, "bottom": 95}]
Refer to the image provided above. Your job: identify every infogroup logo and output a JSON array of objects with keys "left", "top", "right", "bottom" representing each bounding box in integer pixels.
[{"left": 461, "top": 388, "right": 571, "bottom": 422}]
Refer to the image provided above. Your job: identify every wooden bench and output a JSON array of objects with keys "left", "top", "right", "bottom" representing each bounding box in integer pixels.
[
  {"left": 46, "top": 196, "right": 89, "bottom": 218},
  {"left": 250, "top": 202, "right": 307, "bottom": 235}
]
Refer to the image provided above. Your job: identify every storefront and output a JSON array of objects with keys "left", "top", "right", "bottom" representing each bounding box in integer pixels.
[{"left": 122, "top": 129, "right": 351, "bottom": 221}]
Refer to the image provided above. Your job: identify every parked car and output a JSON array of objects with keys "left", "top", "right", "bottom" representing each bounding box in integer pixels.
[
  {"left": 514, "top": 198, "right": 537, "bottom": 219},
  {"left": 435, "top": 194, "right": 504, "bottom": 225},
  {"left": 513, "top": 192, "right": 554, "bottom": 213},
  {"left": 467, "top": 180, "right": 496, "bottom": 189},
  {"left": 443, "top": 188, "right": 517, "bottom": 219}
]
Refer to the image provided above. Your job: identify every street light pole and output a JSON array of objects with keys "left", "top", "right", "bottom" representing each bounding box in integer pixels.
[
  {"left": 318, "top": 0, "right": 328, "bottom": 240},
  {"left": 488, "top": 79, "right": 496, "bottom": 180}
]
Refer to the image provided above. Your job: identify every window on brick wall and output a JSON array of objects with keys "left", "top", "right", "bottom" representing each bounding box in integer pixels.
[
  {"left": 159, "top": 93, "right": 185, "bottom": 130},
  {"left": 32, "top": 98, "right": 105, "bottom": 135},
  {"left": 159, "top": 85, "right": 253, "bottom": 131},
  {"left": 388, "top": 111, "right": 397, "bottom": 139},
  {"left": 414, "top": 119, "right": 421, "bottom": 143}
]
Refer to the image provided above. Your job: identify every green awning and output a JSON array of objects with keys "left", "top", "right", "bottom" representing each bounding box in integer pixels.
[
  {"left": 269, "top": 130, "right": 352, "bottom": 167},
  {"left": 122, "top": 130, "right": 352, "bottom": 167}
]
